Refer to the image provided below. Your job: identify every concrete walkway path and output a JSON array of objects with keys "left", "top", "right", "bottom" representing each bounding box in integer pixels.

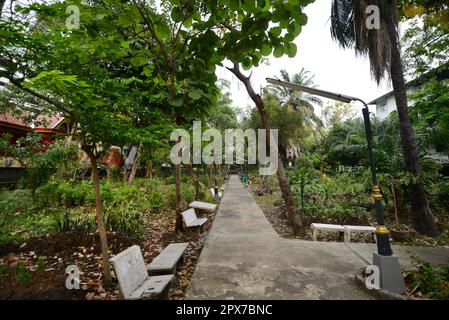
[{"left": 186, "top": 175, "right": 449, "bottom": 300}]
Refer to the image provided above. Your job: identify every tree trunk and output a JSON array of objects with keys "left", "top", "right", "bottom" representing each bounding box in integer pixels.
[
  {"left": 146, "top": 160, "right": 153, "bottom": 179},
  {"left": 207, "top": 165, "right": 212, "bottom": 188},
  {"left": 385, "top": 9, "right": 439, "bottom": 236},
  {"left": 228, "top": 63, "right": 305, "bottom": 237},
  {"left": 82, "top": 145, "right": 112, "bottom": 285},
  {"left": 174, "top": 163, "right": 184, "bottom": 232},
  {"left": 128, "top": 142, "right": 143, "bottom": 185},
  {"left": 0, "top": 0, "right": 6, "bottom": 17},
  {"left": 188, "top": 165, "right": 201, "bottom": 200},
  {"left": 312, "top": 128, "right": 324, "bottom": 174}
]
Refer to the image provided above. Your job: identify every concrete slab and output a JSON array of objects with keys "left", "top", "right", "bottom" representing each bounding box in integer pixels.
[
  {"left": 190, "top": 201, "right": 217, "bottom": 212},
  {"left": 186, "top": 175, "right": 449, "bottom": 300},
  {"left": 147, "top": 243, "right": 189, "bottom": 274},
  {"left": 346, "top": 243, "right": 449, "bottom": 267},
  {"left": 186, "top": 176, "right": 373, "bottom": 300}
]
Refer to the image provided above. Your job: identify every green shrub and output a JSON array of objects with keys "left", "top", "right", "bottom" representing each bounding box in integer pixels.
[
  {"left": 109, "top": 167, "right": 122, "bottom": 181},
  {"left": 165, "top": 184, "right": 196, "bottom": 209},
  {"left": 104, "top": 200, "right": 145, "bottom": 238},
  {"left": 436, "top": 180, "right": 449, "bottom": 207},
  {"left": 0, "top": 189, "right": 32, "bottom": 215},
  {"left": 34, "top": 180, "right": 60, "bottom": 206},
  {"left": 146, "top": 189, "right": 164, "bottom": 213},
  {"left": 52, "top": 209, "right": 95, "bottom": 233},
  {"left": 134, "top": 178, "right": 162, "bottom": 190},
  {"left": 0, "top": 263, "right": 6, "bottom": 282},
  {"left": 35, "top": 179, "right": 92, "bottom": 207},
  {"left": 16, "top": 262, "right": 31, "bottom": 284},
  {"left": 289, "top": 173, "right": 371, "bottom": 226},
  {"left": 404, "top": 255, "right": 449, "bottom": 299}
]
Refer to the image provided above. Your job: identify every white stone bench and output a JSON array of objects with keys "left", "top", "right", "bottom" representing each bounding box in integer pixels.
[
  {"left": 189, "top": 201, "right": 217, "bottom": 212},
  {"left": 147, "top": 242, "right": 189, "bottom": 275},
  {"left": 181, "top": 209, "right": 207, "bottom": 231},
  {"left": 311, "top": 223, "right": 346, "bottom": 241},
  {"left": 110, "top": 245, "right": 173, "bottom": 300},
  {"left": 210, "top": 188, "right": 222, "bottom": 199},
  {"left": 311, "top": 223, "right": 376, "bottom": 243},
  {"left": 343, "top": 225, "right": 376, "bottom": 243}
]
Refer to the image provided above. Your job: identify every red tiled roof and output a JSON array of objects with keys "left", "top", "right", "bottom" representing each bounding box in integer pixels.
[
  {"left": 0, "top": 112, "right": 65, "bottom": 131},
  {"left": 0, "top": 112, "right": 30, "bottom": 130}
]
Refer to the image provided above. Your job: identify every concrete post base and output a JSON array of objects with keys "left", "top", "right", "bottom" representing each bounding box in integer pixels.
[{"left": 373, "top": 252, "right": 406, "bottom": 294}]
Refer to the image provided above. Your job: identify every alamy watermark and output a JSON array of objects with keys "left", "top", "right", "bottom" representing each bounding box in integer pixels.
[
  {"left": 365, "top": 265, "right": 380, "bottom": 290},
  {"left": 66, "top": 5, "right": 80, "bottom": 30},
  {"left": 170, "top": 121, "right": 279, "bottom": 176},
  {"left": 366, "top": 5, "right": 380, "bottom": 30},
  {"left": 62, "top": 4, "right": 382, "bottom": 31},
  {"left": 65, "top": 265, "right": 80, "bottom": 290}
]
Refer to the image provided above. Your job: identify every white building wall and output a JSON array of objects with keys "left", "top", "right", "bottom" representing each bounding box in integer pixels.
[
  {"left": 373, "top": 86, "right": 448, "bottom": 163},
  {"left": 375, "top": 87, "right": 418, "bottom": 120}
]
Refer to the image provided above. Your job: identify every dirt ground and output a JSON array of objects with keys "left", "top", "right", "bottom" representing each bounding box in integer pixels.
[{"left": 0, "top": 209, "right": 217, "bottom": 300}]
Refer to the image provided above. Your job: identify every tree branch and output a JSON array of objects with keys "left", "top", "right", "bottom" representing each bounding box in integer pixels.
[
  {"left": 8, "top": 77, "right": 73, "bottom": 116},
  {"left": 226, "top": 63, "right": 259, "bottom": 102}
]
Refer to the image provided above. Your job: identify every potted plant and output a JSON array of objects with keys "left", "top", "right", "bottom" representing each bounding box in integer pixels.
[
  {"left": 389, "top": 184, "right": 411, "bottom": 241},
  {"left": 390, "top": 223, "right": 411, "bottom": 242}
]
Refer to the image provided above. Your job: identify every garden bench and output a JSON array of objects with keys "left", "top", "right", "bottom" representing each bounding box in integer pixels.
[
  {"left": 110, "top": 245, "right": 173, "bottom": 300},
  {"left": 343, "top": 225, "right": 376, "bottom": 243},
  {"left": 189, "top": 201, "right": 217, "bottom": 212},
  {"left": 310, "top": 223, "right": 346, "bottom": 241},
  {"left": 210, "top": 188, "right": 222, "bottom": 199},
  {"left": 181, "top": 209, "right": 207, "bottom": 231},
  {"left": 311, "top": 223, "right": 377, "bottom": 243},
  {"left": 147, "top": 242, "right": 189, "bottom": 275}
]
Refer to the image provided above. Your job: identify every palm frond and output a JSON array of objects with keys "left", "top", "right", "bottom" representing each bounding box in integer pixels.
[{"left": 330, "top": 0, "right": 355, "bottom": 48}]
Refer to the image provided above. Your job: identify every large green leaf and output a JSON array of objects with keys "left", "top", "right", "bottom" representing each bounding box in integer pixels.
[
  {"left": 188, "top": 89, "right": 203, "bottom": 101},
  {"left": 168, "top": 97, "right": 184, "bottom": 107},
  {"left": 130, "top": 56, "right": 150, "bottom": 67},
  {"left": 273, "top": 46, "right": 284, "bottom": 58}
]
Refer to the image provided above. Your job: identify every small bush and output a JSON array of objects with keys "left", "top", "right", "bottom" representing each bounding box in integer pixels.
[
  {"left": 0, "top": 263, "right": 6, "bottom": 282},
  {"left": 0, "top": 189, "right": 33, "bottom": 215},
  {"left": 436, "top": 181, "right": 449, "bottom": 207},
  {"left": 404, "top": 255, "right": 449, "bottom": 299},
  {"left": 15, "top": 262, "right": 31, "bottom": 284},
  {"left": 146, "top": 189, "right": 164, "bottom": 213},
  {"left": 104, "top": 200, "right": 145, "bottom": 238},
  {"left": 53, "top": 209, "right": 95, "bottom": 233},
  {"left": 35, "top": 180, "right": 92, "bottom": 207},
  {"left": 165, "top": 184, "right": 196, "bottom": 209},
  {"left": 109, "top": 167, "right": 122, "bottom": 181},
  {"left": 289, "top": 173, "right": 371, "bottom": 226}
]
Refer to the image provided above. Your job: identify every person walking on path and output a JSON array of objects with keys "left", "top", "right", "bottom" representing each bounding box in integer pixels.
[{"left": 241, "top": 173, "right": 247, "bottom": 187}]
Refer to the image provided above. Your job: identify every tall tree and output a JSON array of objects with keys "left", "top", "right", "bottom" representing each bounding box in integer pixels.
[
  {"left": 269, "top": 68, "right": 323, "bottom": 112},
  {"left": 127, "top": 0, "right": 218, "bottom": 232},
  {"left": 330, "top": 0, "right": 440, "bottom": 236},
  {"left": 182, "top": 0, "right": 316, "bottom": 236},
  {"left": 229, "top": 63, "right": 305, "bottom": 236},
  {"left": 0, "top": 1, "right": 172, "bottom": 284},
  {"left": 322, "top": 101, "right": 358, "bottom": 128},
  {"left": 245, "top": 89, "right": 306, "bottom": 165},
  {"left": 268, "top": 69, "right": 324, "bottom": 164},
  {"left": 0, "top": 0, "right": 5, "bottom": 16}
]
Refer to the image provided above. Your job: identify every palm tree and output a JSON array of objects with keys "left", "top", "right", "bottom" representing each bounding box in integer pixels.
[
  {"left": 330, "top": 0, "right": 439, "bottom": 236},
  {"left": 269, "top": 69, "right": 324, "bottom": 112},
  {"left": 269, "top": 69, "right": 324, "bottom": 166},
  {"left": 0, "top": 0, "right": 5, "bottom": 17}
]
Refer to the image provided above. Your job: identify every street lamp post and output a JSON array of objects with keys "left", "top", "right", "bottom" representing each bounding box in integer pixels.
[
  {"left": 266, "top": 78, "right": 405, "bottom": 293},
  {"left": 358, "top": 100, "right": 392, "bottom": 256}
]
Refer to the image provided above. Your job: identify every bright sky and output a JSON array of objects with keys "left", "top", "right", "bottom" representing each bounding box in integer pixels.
[{"left": 217, "top": 0, "right": 393, "bottom": 117}]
